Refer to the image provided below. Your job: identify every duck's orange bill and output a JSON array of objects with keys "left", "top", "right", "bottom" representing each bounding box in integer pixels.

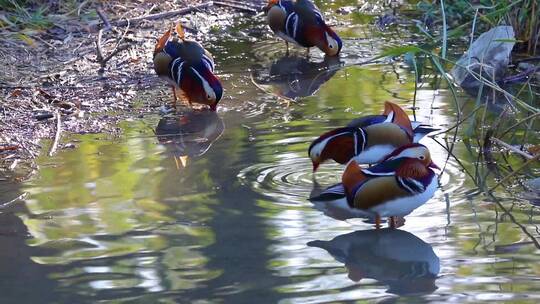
[{"left": 429, "top": 162, "right": 440, "bottom": 170}]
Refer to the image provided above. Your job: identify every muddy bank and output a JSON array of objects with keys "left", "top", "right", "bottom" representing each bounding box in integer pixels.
[{"left": 0, "top": 0, "right": 265, "bottom": 180}]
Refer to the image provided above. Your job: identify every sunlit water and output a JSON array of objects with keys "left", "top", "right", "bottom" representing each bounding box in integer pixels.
[{"left": 1, "top": 3, "right": 540, "bottom": 304}]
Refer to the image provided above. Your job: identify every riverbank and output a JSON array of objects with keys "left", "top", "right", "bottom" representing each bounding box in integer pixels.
[{"left": 0, "top": 0, "right": 263, "bottom": 181}]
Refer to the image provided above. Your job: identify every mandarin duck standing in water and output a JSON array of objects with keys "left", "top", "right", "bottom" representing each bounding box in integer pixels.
[
  {"left": 153, "top": 24, "right": 223, "bottom": 111},
  {"left": 264, "top": 0, "right": 342, "bottom": 56},
  {"left": 310, "top": 144, "right": 439, "bottom": 228},
  {"left": 308, "top": 101, "right": 438, "bottom": 171}
]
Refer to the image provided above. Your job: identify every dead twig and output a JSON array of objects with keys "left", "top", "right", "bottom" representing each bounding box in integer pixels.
[
  {"left": 490, "top": 137, "right": 535, "bottom": 160},
  {"left": 9, "top": 158, "right": 19, "bottom": 171},
  {"left": 213, "top": 0, "right": 260, "bottom": 13},
  {"left": 48, "top": 110, "right": 61, "bottom": 157},
  {"left": 111, "top": 3, "right": 213, "bottom": 28},
  {"left": 96, "top": 7, "right": 112, "bottom": 31},
  {"left": 95, "top": 20, "right": 132, "bottom": 73},
  {"left": 0, "top": 146, "right": 19, "bottom": 152},
  {"left": 488, "top": 154, "right": 540, "bottom": 193},
  {"left": 96, "top": 29, "right": 105, "bottom": 66},
  {"left": 0, "top": 192, "right": 28, "bottom": 209}
]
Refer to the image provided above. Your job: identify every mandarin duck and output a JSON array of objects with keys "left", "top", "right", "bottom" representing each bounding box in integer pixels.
[
  {"left": 308, "top": 101, "right": 437, "bottom": 171},
  {"left": 308, "top": 229, "right": 439, "bottom": 295},
  {"left": 153, "top": 24, "right": 223, "bottom": 111},
  {"left": 264, "top": 0, "right": 342, "bottom": 56},
  {"left": 310, "top": 143, "right": 439, "bottom": 228},
  {"left": 155, "top": 110, "right": 224, "bottom": 169}
]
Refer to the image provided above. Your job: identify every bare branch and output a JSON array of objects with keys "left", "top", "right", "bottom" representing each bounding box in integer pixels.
[
  {"left": 96, "top": 7, "right": 112, "bottom": 31},
  {"left": 111, "top": 3, "right": 213, "bottom": 28},
  {"left": 490, "top": 137, "right": 535, "bottom": 160},
  {"left": 48, "top": 110, "right": 62, "bottom": 157}
]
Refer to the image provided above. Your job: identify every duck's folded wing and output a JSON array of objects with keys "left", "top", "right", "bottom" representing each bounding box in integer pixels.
[
  {"left": 346, "top": 115, "right": 386, "bottom": 128},
  {"left": 352, "top": 176, "right": 411, "bottom": 210},
  {"left": 360, "top": 159, "right": 401, "bottom": 176}
]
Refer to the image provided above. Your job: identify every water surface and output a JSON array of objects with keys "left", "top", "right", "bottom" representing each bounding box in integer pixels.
[{"left": 1, "top": 4, "right": 540, "bottom": 304}]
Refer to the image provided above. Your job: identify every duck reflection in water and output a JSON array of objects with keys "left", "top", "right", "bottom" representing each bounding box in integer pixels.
[
  {"left": 308, "top": 229, "right": 439, "bottom": 296},
  {"left": 252, "top": 55, "right": 341, "bottom": 100},
  {"left": 155, "top": 110, "right": 224, "bottom": 169}
]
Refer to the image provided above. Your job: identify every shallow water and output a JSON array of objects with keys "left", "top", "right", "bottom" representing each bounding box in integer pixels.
[{"left": 2, "top": 4, "right": 540, "bottom": 304}]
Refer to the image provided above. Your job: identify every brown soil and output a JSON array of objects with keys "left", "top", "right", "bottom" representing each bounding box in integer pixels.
[{"left": 0, "top": 0, "right": 264, "bottom": 181}]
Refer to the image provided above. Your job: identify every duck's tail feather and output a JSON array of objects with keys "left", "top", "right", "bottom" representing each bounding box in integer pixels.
[
  {"left": 309, "top": 183, "right": 346, "bottom": 201},
  {"left": 412, "top": 124, "right": 440, "bottom": 142}
]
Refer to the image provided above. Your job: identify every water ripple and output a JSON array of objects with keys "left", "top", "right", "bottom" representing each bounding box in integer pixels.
[{"left": 238, "top": 152, "right": 344, "bottom": 206}]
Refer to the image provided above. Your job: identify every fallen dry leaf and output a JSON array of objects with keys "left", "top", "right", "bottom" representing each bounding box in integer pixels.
[
  {"left": 527, "top": 145, "right": 540, "bottom": 155},
  {"left": 9, "top": 88, "right": 22, "bottom": 98}
]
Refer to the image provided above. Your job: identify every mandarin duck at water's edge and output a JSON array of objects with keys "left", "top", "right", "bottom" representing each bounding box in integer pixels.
[
  {"left": 310, "top": 143, "right": 439, "bottom": 228},
  {"left": 264, "top": 0, "right": 342, "bottom": 56},
  {"left": 309, "top": 101, "right": 438, "bottom": 171},
  {"left": 153, "top": 24, "right": 223, "bottom": 111}
]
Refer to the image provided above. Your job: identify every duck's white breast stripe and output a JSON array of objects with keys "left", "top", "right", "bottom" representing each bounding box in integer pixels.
[
  {"left": 170, "top": 58, "right": 181, "bottom": 77},
  {"left": 353, "top": 130, "right": 358, "bottom": 155},
  {"left": 170, "top": 58, "right": 184, "bottom": 85},
  {"left": 202, "top": 54, "right": 215, "bottom": 72},
  {"left": 292, "top": 15, "right": 299, "bottom": 39},
  {"left": 359, "top": 128, "right": 366, "bottom": 151},
  {"left": 397, "top": 177, "right": 416, "bottom": 193},
  {"left": 285, "top": 13, "right": 296, "bottom": 37},
  {"left": 190, "top": 67, "right": 213, "bottom": 97},
  {"left": 408, "top": 178, "right": 425, "bottom": 192}
]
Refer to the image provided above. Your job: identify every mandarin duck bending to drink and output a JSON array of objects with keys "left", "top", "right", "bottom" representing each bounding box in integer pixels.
[
  {"left": 308, "top": 101, "right": 437, "bottom": 172},
  {"left": 310, "top": 144, "right": 439, "bottom": 228},
  {"left": 153, "top": 24, "right": 223, "bottom": 111},
  {"left": 264, "top": 0, "right": 342, "bottom": 56}
]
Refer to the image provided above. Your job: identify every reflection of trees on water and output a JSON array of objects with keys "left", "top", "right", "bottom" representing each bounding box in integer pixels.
[
  {"left": 0, "top": 187, "right": 58, "bottom": 303},
  {"left": 165, "top": 112, "right": 289, "bottom": 302}
]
